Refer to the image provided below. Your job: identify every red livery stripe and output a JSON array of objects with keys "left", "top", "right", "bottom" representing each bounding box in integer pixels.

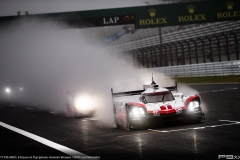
[
  {"left": 148, "top": 105, "right": 186, "bottom": 115},
  {"left": 127, "top": 102, "right": 147, "bottom": 109},
  {"left": 185, "top": 94, "right": 200, "bottom": 106}
]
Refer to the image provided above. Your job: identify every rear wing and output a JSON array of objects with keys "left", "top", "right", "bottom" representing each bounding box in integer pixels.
[
  {"left": 165, "top": 81, "right": 178, "bottom": 92},
  {"left": 111, "top": 89, "right": 144, "bottom": 97},
  {"left": 111, "top": 81, "right": 178, "bottom": 97}
]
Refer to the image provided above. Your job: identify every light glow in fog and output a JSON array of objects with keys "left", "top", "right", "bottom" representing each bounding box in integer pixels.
[
  {"left": 5, "top": 87, "right": 11, "bottom": 94},
  {"left": 74, "top": 94, "right": 98, "bottom": 113}
]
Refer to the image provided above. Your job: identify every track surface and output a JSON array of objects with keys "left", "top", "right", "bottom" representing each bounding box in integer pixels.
[{"left": 0, "top": 84, "right": 240, "bottom": 159}]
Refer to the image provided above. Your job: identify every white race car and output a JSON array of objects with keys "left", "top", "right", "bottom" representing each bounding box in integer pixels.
[{"left": 111, "top": 78, "right": 205, "bottom": 130}]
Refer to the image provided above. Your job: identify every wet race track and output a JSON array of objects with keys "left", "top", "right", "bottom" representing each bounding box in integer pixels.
[{"left": 0, "top": 83, "right": 240, "bottom": 160}]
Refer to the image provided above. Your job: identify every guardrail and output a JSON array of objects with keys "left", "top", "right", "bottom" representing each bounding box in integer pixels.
[{"left": 149, "top": 60, "right": 240, "bottom": 77}]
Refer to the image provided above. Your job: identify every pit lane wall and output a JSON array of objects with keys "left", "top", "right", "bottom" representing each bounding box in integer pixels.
[{"left": 149, "top": 60, "right": 240, "bottom": 77}]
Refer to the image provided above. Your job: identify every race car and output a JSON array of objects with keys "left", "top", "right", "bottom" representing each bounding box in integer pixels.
[
  {"left": 111, "top": 78, "right": 205, "bottom": 130},
  {"left": 67, "top": 94, "right": 95, "bottom": 118}
]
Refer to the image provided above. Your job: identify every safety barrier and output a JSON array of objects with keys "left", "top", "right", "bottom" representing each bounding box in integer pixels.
[{"left": 149, "top": 60, "right": 240, "bottom": 77}]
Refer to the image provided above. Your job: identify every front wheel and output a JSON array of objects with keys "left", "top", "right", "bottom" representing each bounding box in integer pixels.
[
  {"left": 116, "top": 123, "right": 121, "bottom": 129},
  {"left": 67, "top": 105, "right": 80, "bottom": 118},
  {"left": 67, "top": 104, "right": 74, "bottom": 117},
  {"left": 126, "top": 105, "right": 134, "bottom": 130},
  {"left": 74, "top": 113, "right": 80, "bottom": 118},
  {"left": 126, "top": 118, "right": 135, "bottom": 130},
  {"left": 185, "top": 117, "right": 203, "bottom": 124},
  {"left": 192, "top": 117, "right": 202, "bottom": 123}
]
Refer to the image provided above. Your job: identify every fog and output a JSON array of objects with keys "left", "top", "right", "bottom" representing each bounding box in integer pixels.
[{"left": 0, "top": 19, "right": 198, "bottom": 126}]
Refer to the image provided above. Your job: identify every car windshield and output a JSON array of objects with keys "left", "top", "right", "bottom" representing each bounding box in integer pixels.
[{"left": 144, "top": 92, "right": 174, "bottom": 103}]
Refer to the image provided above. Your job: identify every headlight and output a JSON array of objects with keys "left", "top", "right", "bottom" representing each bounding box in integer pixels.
[
  {"left": 5, "top": 87, "right": 11, "bottom": 94},
  {"left": 74, "top": 95, "right": 95, "bottom": 113},
  {"left": 131, "top": 107, "right": 145, "bottom": 117},
  {"left": 188, "top": 101, "right": 200, "bottom": 111}
]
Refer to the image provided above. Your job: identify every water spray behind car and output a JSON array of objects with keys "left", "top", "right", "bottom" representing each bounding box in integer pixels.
[{"left": 0, "top": 18, "right": 201, "bottom": 127}]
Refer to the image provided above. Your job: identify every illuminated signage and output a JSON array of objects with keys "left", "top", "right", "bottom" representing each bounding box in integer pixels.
[
  {"left": 178, "top": 5, "right": 206, "bottom": 23},
  {"left": 217, "top": 1, "right": 240, "bottom": 19},
  {"left": 103, "top": 17, "right": 120, "bottom": 24},
  {"left": 0, "top": 0, "right": 240, "bottom": 30},
  {"left": 138, "top": 8, "right": 167, "bottom": 26},
  {"left": 65, "top": 14, "right": 135, "bottom": 28}
]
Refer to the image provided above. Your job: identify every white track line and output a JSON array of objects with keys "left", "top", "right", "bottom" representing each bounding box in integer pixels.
[
  {"left": 148, "top": 120, "right": 240, "bottom": 133},
  {"left": 27, "top": 107, "right": 35, "bottom": 110},
  {"left": 0, "top": 121, "right": 86, "bottom": 156},
  {"left": 198, "top": 88, "right": 238, "bottom": 94},
  {"left": 85, "top": 118, "right": 98, "bottom": 121},
  {"left": 50, "top": 111, "right": 58, "bottom": 114}
]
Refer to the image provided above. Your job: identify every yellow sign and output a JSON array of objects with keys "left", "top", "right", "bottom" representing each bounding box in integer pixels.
[
  {"left": 148, "top": 8, "right": 157, "bottom": 17},
  {"left": 139, "top": 18, "right": 167, "bottom": 25},
  {"left": 226, "top": 1, "right": 234, "bottom": 10},
  {"left": 187, "top": 5, "right": 195, "bottom": 14},
  {"left": 217, "top": 1, "right": 240, "bottom": 19},
  {"left": 139, "top": 8, "right": 167, "bottom": 26},
  {"left": 178, "top": 5, "right": 206, "bottom": 22}
]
